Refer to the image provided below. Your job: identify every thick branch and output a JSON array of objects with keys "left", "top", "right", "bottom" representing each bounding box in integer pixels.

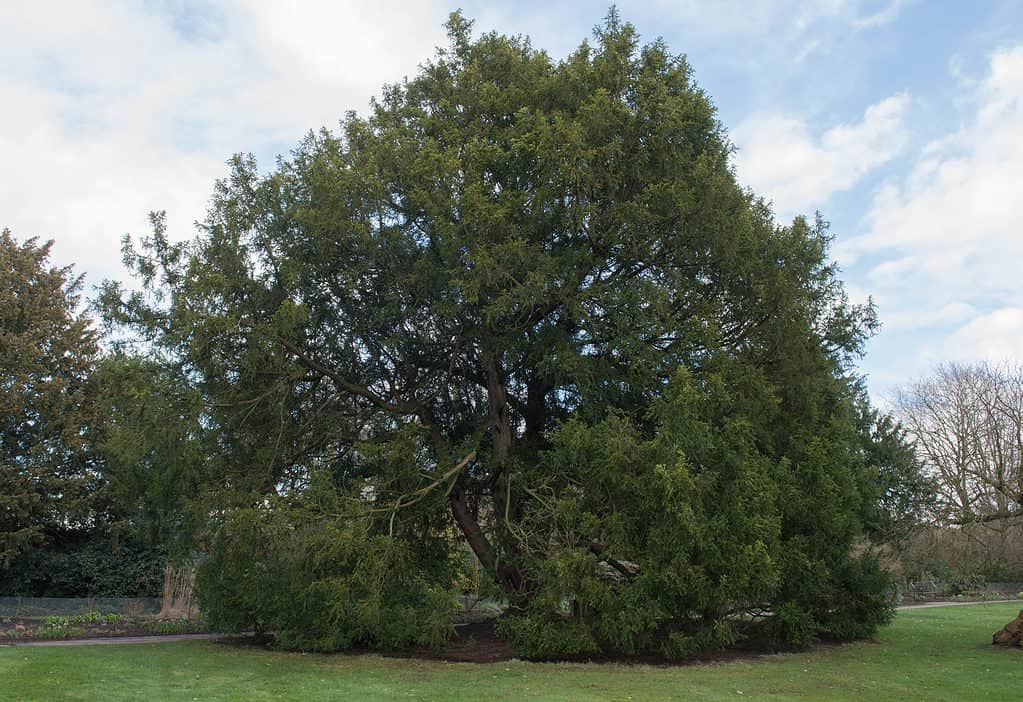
[
  {"left": 486, "top": 351, "right": 512, "bottom": 464},
  {"left": 449, "top": 486, "right": 524, "bottom": 595},
  {"left": 277, "top": 337, "right": 421, "bottom": 415},
  {"left": 589, "top": 542, "right": 640, "bottom": 579},
  {"left": 951, "top": 509, "right": 1023, "bottom": 526}
]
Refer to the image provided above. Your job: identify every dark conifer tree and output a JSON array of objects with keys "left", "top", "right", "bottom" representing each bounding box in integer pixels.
[{"left": 100, "top": 12, "right": 911, "bottom": 656}]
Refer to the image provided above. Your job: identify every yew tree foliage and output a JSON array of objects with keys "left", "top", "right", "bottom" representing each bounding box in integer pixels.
[
  {"left": 101, "top": 13, "right": 898, "bottom": 655},
  {"left": 91, "top": 354, "right": 210, "bottom": 559},
  {"left": 0, "top": 231, "right": 103, "bottom": 565}
]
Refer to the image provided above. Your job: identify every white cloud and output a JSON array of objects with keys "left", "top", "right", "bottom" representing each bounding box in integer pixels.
[
  {"left": 943, "top": 308, "right": 1023, "bottom": 364},
  {"left": 882, "top": 299, "right": 976, "bottom": 332},
  {"left": 731, "top": 94, "right": 909, "bottom": 221},
  {"left": 0, "top": 0, "right": 918, "bottom": 294},
  {"left": 840, "top": 44, "right": 1023, "bottom": 373},
  {"left": 634, "top": 0, "right": 909, "bottom": 39},
  {"left": 469, "top": 0, "right": 912, "bottom": 73},
  {"left": 845, "top": 46, "right": 1023, "bottom": 304},
  {"left": 0, "top": 1, "right": 449, "bottom": 287},
  {"left": 852, "top": 0, "right": 915, "bottom": 29}
]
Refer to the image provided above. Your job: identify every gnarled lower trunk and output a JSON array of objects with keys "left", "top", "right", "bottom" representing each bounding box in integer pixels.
[
  {"left": 158, "top": 563, "right": 196, "bottom": 620},
  {"left": 443, "top": 351, "right": 528, "bottom": 601},
  {"left": 449, "top": 486, "right": 524, "bottom": 596},
  {"left": 992, "top": 609, "right": 1023, "bottom": 646}
]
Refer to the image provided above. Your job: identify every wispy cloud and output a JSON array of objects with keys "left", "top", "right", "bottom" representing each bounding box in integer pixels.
[
  {"left": 635, "top": 0, "right": 909, "bottom": 39},
  {"left": 0, "top": 1, "right": 449, "bottom": 284},
  {"left": 852, "top": 0, "right": 915, "bottom": 29},
  {"left": 842, "top": 44, "right": 1023, "bottom": 367},
  {"left": 731, "top": 94, "right": 910, "bottom": 221}
]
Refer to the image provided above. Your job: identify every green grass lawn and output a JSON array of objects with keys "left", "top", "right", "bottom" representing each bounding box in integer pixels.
[{"left": 1, "top": 603, "right": 1019, "bottom": 701}]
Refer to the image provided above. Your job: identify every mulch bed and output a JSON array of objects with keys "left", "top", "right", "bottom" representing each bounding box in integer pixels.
[{"left": 386, "top": 621, "right": 516, "bottom": 663}]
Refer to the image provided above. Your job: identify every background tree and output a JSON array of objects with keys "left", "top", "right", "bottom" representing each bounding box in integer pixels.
[
  {"left": 92, "top": 355, "right": 210, "bottom": 553},
  {"left": 101, "top": 12, "right": 901, "bottom": 656},
  {"left": 854, "top": 395, "right": 932, "bottom": 545},
  {"left": 895, "top": 361, "right": 1023, "bottom": 580},
  {"left": 0, "top": 230, "right": 103, "bottom": 564},
  {"left": 896, "top": 362, "right": 1023, "bottom": 527},
  {"left": 92, "top": 354, "right": 211, "bottom": 615}
]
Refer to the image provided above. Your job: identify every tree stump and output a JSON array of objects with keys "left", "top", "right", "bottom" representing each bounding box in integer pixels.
[{"left": 992, "top": 609, "right": 1023, "bottom": 647}]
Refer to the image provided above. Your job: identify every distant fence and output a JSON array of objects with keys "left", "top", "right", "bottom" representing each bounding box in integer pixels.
[
  {"left": 969, "top": 582, "right": 1023, "bottom": 593},
  {"left": 0, "top": 596, "right": 162, "bottom": 617},
  {"left": 901, "top": 581, "right": 1023, "bottom": 601}
]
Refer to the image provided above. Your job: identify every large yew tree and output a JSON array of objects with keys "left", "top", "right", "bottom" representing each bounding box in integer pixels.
[{"left": 101, "top": 13, "right": 901, "bottom": 656}]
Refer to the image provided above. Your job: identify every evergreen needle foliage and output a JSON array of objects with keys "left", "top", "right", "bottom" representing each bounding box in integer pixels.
[
  {"left": 0, "top": 231, "right": 103, "bottom": 565},
  {"left": 98, "top": 11, "right": 915, "bottom": 656}
]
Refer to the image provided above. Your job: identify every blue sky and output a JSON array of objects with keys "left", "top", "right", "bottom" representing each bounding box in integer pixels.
[{"left": 2, "top": 1, "right": 1022, "bottom": 402}]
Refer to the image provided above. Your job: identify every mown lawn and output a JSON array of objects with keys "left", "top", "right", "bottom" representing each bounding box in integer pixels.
[{"left": 0, "top": 603, "right": 1019, "bottom": 701}]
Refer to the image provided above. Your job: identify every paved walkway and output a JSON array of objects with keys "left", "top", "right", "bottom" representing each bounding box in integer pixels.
[
  {"left": 5, "top": 633, "right": 226, "bottom": 647},
  {"left": 5, "top": 600, "right": 1021, "bottom": 647},
  {"left": 897, "top": 598, "right": 1022, "bottom": 610}
]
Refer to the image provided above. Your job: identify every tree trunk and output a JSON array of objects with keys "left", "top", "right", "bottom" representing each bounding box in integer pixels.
[
  {"left": 449, "top": 486, "right": 523, "bottom": 594},
  {"left": 486, "top": 351, "right": 513, "bottom": 464},
  {"left": 158, "top": 563, "right": 196, "bottom": 620},
  {"left": 446, "top": 351, "right": 530, "bottom": 603},
  {"left": 524, "top": 373, "right": 551, "bottom": 448},
  {"left": 992, "top": 609, "right": 1023, "bottom": 646},
  {"left": 485, "top": 351, "right": 523, "bottom": 567}
]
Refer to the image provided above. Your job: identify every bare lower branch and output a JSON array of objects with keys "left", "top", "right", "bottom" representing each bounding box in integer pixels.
[{"left": 277, "top": 336, "right": 422, "bottom": 415}]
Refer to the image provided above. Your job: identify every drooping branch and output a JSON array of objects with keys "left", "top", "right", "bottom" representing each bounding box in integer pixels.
[{"left": 384, "top": 450, "right": 476, "bottom": 535}]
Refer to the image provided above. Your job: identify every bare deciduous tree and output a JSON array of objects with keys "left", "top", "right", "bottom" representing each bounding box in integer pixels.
[{"left": 896, "top": 361, "right": 1023, "bottom": 527}]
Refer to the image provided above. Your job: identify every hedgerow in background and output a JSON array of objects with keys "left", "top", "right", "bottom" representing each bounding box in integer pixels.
[
  {"left": 0, "top": 530, "right": 164, "bottom": 598},
  {"left": 99, "top": 11, "right": 919, "bottom": 655}
]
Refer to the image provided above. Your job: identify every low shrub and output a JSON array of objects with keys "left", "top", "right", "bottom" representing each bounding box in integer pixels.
[
  {"left": 69, "top": 611, "right": 103, "bottom": 625},
  {"left": 662, "top": 621, "right": 740, "bottom": 660},
  {"left": 145, "top": 619, "right": 201, "bottom": 635},
  {"left": 196, "top": 505, "right": 456, "bottom": 652},
  {"left": 763, "top": 604, "right": 816, "bottom": 650},
  {"left": 496, "top": 615, "right": 599, "bottom": 660},
  {"left": 33, "top": 625, "right": 87, "bottom": 641}
]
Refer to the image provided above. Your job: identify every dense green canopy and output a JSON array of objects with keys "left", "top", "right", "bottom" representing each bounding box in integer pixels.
[
  {"left": 0, "top": 231, "right": 102, "bottom": 564},
  {"left": 100, "top": 12, "right": 902, "bottom": 656}
]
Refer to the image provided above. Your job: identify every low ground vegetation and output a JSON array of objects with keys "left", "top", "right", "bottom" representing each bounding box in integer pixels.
[{"left": 0, "top": 611, "right": 208, "bottom": 642}]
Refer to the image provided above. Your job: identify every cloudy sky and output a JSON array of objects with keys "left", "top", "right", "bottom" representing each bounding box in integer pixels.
[{"left": 2, "top": 0, "right": 1022, "bottom": 400}]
